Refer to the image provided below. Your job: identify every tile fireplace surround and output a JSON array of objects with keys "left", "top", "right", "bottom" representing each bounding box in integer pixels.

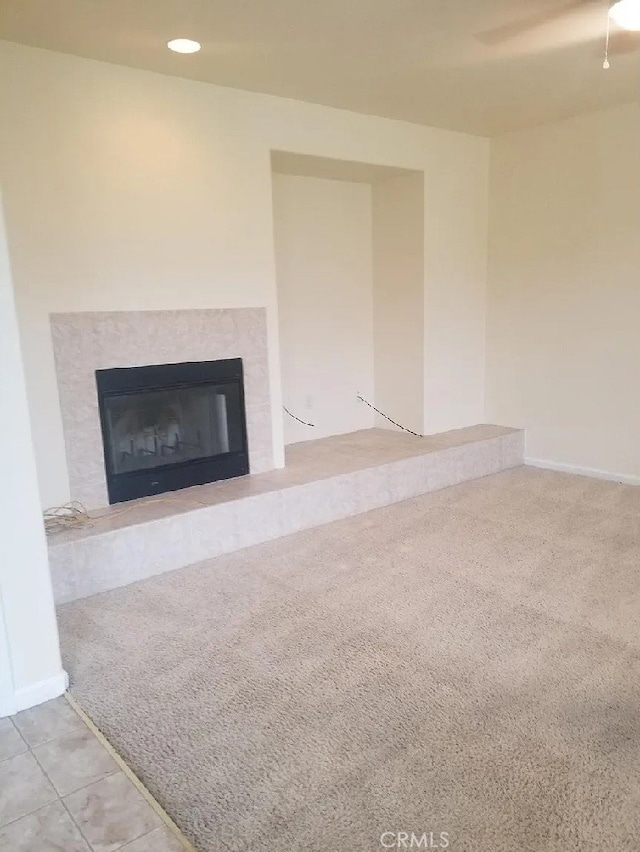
[{"left": 50, "top": 309, "right": 274, "bottom": 509}]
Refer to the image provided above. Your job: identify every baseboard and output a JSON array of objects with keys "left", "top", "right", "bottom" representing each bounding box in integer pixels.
[
  {"left": 1, "top": 670, "right": 69, "bottom": 717},
  {"left": 0, "top": 696, "right": 17, "bottom": 718},
  {"left": 525, "top": 457, "right": 640, "bottom": 487}
]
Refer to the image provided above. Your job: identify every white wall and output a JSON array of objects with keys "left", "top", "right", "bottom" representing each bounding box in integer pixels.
[
  {"left": 0, "top": 42, "right": 489, "bottom": 507},
  {"left": 273, "top": 174, "right": 374, "bottom": 444},
  {"left": 0, "top": 192, "right": 65, "bottom": 716},
  {"left": 486, "top": 103, "right": 640, "bottom": 479},
  {"left": 423, "top": 140, "right": 489, "bottom": 435},
  {"left": 373, "top": 173, "right": 425, "bottom": 435}
]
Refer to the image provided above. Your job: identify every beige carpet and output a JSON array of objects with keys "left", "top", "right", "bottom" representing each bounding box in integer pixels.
[{"left": 58, "top": 466, "right": 640, "bottom": 852}]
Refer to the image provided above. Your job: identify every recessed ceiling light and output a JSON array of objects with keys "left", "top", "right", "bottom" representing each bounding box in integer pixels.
[
  {"left": 609, "top": 0, "right": 640, "bottom": 31},
  {"left": 167, "top": 38, "right": 201, "bottom": 54}
]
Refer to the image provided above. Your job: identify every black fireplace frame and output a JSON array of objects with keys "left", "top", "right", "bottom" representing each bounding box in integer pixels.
[{"left": 96, "top": 358, "right": 249, "bottom": 504}]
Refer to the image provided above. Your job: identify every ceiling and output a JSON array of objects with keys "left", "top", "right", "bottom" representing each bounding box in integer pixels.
[{"left": 0, "top": 0, "right": 638, "bottom": 135}]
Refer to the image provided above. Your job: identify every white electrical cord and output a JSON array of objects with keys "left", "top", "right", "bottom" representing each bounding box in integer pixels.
[
  {"left": 43, "top": 494, "right": 213, "bottom": 537},
  {"left": 43, "top": 502, "right": 93, "bottom": 535}
]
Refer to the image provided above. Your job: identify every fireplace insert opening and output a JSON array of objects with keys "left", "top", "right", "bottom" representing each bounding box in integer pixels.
[{"left": 96, "top": 359, "right": 249, "bottom": 504}]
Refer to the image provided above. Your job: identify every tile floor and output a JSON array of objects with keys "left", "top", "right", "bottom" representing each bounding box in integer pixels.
[{"left": 0, "top": 696, "right": 188, "bottom": 851}]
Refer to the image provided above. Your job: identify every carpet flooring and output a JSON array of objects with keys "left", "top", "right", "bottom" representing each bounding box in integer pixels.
[{"left": 58, "top": 466, "right": 640, "bottom": 852}]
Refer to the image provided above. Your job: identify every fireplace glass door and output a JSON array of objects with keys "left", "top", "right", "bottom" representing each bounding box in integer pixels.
[
  {"left": 104, "top": 382, "right": 243, "bottom": 474},
  {"left": 96, "top": 359, "right": 249, "bottom": 503}
]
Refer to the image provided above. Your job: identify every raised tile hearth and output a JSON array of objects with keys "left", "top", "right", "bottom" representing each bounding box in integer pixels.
[{"left": 48, "top": 425, "right": 524, "bottom": 604}]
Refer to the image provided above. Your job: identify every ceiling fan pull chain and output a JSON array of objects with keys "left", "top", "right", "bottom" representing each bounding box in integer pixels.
[{"left": 603, "top": 9, "right": 612, "bottom": 68}]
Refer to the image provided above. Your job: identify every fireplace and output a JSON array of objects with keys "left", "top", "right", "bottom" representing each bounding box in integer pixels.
[{"left": 96, "top": 358, "right": 249, "bottom": 504}]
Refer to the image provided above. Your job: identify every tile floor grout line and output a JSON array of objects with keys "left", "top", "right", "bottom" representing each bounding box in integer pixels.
[
  {"left": 0, "top": 750, "right": 59, "bottom": 830},
  {"left": 28, "top": 736, "right": 118, "bottom": 851},
  {"left": 0, "top": 716, "right": 29, "bottom": 764},
  {"left": 58, "top": 791, "right": 96, "bottom": 851},
  {"left": 31, "top": 731, "right": 122, "bottom": 796},
  {"left": 7, "top": 715, "right": 27, "bottom": 742},
  {"left": 0, "top": 798, "right": 61, "bottom": 833},
  {"left": 64, "top": 692, "right": 197, "bottom": 852},
  {"left": 0, "top": 747, "right": 28, "bottom": 766},
  {"left": 59, "top": 775, "right": 161, "bottom": 852},
  {"left": 11, "top": 717, "right": 86, "bottom": 750},
  {"left": 0, "top": 794, "right": 77, "bottom": 836}
]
